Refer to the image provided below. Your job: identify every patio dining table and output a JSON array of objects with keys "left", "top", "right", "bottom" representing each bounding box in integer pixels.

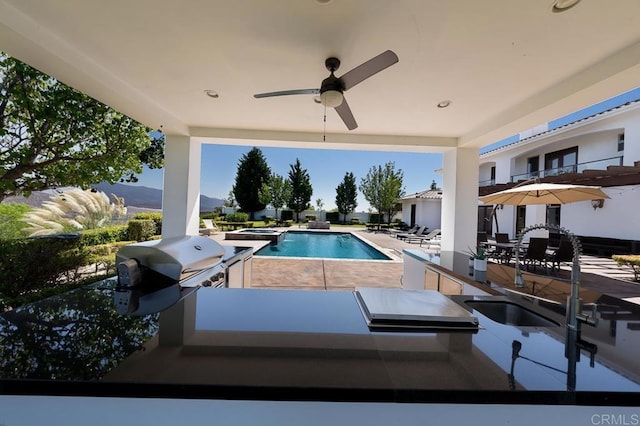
[{"left": 481, "top": 240, "right": 528, "bottom": 264}]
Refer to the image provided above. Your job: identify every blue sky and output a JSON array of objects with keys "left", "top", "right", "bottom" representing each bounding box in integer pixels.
[
  {"left": 132, "top": 145, "right": 442, "bottom": 211},
  {"left": 132, "top": 87, "right": 640, "bottom": 211}
]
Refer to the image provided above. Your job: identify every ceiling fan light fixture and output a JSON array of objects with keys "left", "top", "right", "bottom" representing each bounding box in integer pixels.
[
  {"left": 552, "top": 0, "right": 581, "bottom": 12},
  {"left": 320, "top": 90, "right": 344, "bottom": 108}
]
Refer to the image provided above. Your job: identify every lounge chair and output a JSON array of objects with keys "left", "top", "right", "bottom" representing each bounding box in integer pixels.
[
  {"left": 199, "top": 219, "right": 220, "bottom": 236},
  {"left": 394, "top": 225, "right": 421, "bottom": 239},
  {"left": 406, "top": 228, "right": 441, "bottom": 246}
]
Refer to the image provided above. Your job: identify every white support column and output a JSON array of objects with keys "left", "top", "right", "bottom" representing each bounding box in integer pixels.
[
  {"left": 161, "top": 135, "right": 202, "bottom": 238},
  {"left": 441, "top": 147, "right": 480, "bottom": 254}
]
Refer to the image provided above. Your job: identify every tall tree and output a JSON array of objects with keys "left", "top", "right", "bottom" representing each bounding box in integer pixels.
[
  {"left": 335, "top": 172, "right": 358, "bottom": 224},
  {"left": 258, "top": 173, "right": 292, "bottom": 221},
  {"left": 359, "top": 162, "right": 405, "bottom": 227},
  {"left": 287, "top": 158, "right": 312, "bottom": 222},
  {"left": 232, "top": 147, "right": 271, "bottom": 219},
  {"left": 0, "top": 52, "right": 164, "bottom": 201}
]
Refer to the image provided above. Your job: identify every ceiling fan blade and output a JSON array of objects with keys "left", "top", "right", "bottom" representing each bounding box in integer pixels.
[
  {"left": 340, "top": 50, "right": 399, "bottom": 91},
  {"left": 335, "top": 98, "right": 358, "bottom": 130},
  {"left": 254, "top": 89, "right": 319, "bottom": 98}
]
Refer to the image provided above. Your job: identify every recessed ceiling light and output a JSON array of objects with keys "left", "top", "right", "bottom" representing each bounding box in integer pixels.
[
  {"left": 204, "top": 89, "right": 219, "bottom": 98},
  {"left": 552, "top": 0, "right": 581, "bottom": 13},
  {"left": 437, "top": 100, "right": 451, "bottom": 108},
  {"left": 315, "top": 0, "right": 333, "bottom": 4}
]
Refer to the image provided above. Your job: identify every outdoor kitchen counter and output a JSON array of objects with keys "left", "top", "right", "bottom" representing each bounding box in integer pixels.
[
  {"left": 102, "top": 285, "right": 640, "bottom": 397},
  {"left": 2, "top": 266, "right": 640, "bottom": 404}
]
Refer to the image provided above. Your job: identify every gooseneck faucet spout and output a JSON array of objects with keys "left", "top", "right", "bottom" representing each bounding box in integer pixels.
[{"left": 513, "top": 224, "right": 589, "bottom": 331}]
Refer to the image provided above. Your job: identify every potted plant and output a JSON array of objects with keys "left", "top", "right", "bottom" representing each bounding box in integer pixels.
[{"left": 466, "top": 246, "right": 488, "bottom": 271}]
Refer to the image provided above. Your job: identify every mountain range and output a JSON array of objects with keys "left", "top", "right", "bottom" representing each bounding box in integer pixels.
[
  {"left": 92, "top": 182, "right": 224, "bottom": 212},
  {"left": 3, "top": 183, "right": 224, "bottom": 212}
]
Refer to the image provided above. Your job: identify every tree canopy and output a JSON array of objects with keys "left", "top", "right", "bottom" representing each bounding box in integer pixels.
[
  {"left": 287, "top": 158, "right": 312, "bottom": 222},
  {"left": 359, "top": 162, "right": 405, "bottom": 224},
  {"left": 335, "top": 172, "right": 358, "bottom": 223},
  {"left": 232, "top": 147, "right": 271, "bottom": 218},
  {"left": 0, "top": 52, "right": 164, "bottom": 202},
  {"left": 258, "top": 173, "right": 292, "bottom": 220}
]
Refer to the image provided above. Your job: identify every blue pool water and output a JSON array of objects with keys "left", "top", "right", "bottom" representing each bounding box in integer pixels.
[{"left": 254, "top": 231, "right": 390, "bottom": 260}]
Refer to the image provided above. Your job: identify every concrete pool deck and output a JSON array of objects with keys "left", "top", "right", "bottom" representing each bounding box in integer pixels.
[{"left": 209, "top": 226, "right": 640, "bottom": 299}]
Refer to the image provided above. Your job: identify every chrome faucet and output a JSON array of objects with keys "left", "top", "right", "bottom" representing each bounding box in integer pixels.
[{"left": 514, "top": 224, "right": 597, "bottom": 331}]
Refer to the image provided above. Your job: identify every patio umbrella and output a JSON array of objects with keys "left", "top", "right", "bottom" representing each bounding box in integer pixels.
[{"left": 479, "top": 182, "right": 609, "bottom": 206}]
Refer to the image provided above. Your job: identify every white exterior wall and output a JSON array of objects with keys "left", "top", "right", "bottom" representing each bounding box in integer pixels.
[
  {"left": 559, "top": 186, "right": 640, "bottom": 239},
  {"left": 480, "top": 103, "right": 640, "bottom": 242},
  {"left": 401, "top": 199, "right": 442, "bottom": 231}
]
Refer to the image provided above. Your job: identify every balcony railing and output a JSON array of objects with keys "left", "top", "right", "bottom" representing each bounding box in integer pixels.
[
  {"left": 510, "top": 156, "right": 623, "bottom": 182},
  {"left": 479, "top": 178, "right": 496, "bottom": 187}
]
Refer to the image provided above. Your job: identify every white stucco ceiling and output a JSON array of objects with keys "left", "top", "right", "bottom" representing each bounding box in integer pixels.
[{"left": 1, "top": 0, "right": 639, "bottom": 151}]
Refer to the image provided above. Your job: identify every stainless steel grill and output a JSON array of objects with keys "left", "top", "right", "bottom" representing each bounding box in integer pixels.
[{"left": 114, "top": 236, "right": 228, "bottom": 315}]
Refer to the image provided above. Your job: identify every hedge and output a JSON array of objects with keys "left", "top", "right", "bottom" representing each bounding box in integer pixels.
[
  {"left": 79, "top": 225, "right": 128, "bottom": 246},
  {"left": 127, "top": 219, "right": 157, "bottom": 242},
  {"left": 325, "top": 212, "right": 339, "bottom": 223},
  {"left": 131, "top": 212, "right": 162, "bottom": 235},
  {"left": 225, "top": 212, "right": 249, "bottom": 223},
  {"left": 0, "top": 235, "right": 87, "bottom": 307}
]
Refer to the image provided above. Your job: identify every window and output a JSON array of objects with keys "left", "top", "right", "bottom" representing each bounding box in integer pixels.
[
  {"left": 526, "top": 156, "right": 539, "bottom": 179},
  {"left": 546, "top": 204, "right": 561, "bottom": 228},
  {"left": 618, "top": 133, "right": 625, "bottom": 152},
  {"left": 544, "top": 147, "right": 578, "bottom": 176},
  {"left": 477, "top": 206, "right": 493, "bottom": 235},
  {"left": 516, "top": 206, "right": 526, "bottom": 236}
]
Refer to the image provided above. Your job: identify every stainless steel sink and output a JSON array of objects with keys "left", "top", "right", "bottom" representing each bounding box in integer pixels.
[{"left": 464, "top": 299, "right": 561, "bottom": 327}]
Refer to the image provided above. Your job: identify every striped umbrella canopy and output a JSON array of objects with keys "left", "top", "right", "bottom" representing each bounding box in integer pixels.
[{"left": 479, "top": 183, "right": 609, "bottom": 206}]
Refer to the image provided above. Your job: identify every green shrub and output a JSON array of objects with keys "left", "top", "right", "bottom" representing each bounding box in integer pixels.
[
  {"left": 0, "top": 203, "right": 31, "bottom": 239},
  {"left": 79, "top": 225, "right": 128, "bottom": 246},
  {"left": 325, "top": 212, "right": 339, "bottom": 223},
  {"left": 350, "top": 217, "right": 360, "bottom": 224},
  {"left": 225, "top": 212, "right": 248, "bottom": 223},
  {"left": 201, "top": 212, "right": 220, "bottom": 220},
  {"left": 369, "top": 213, "right": 384, "bottom": 223},
  {"left": 127, "top": 219, "right": 156, "bottom": 241},
  {"left": 305, "top": 214, "right": 317, "bottom": 222},
  {"left": 0, "top": 235, "right": 87, "bottom": 304},
  {"left": 132, "top": 212, "right": 162, "bottom": 235},
  {"left": 85, "top": 241, "right": 135, "bottom": 274}
]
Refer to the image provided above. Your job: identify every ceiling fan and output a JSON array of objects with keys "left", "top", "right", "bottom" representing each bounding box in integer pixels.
[{"left": 254, "top": 50, "right": 399, "bottom": 131}]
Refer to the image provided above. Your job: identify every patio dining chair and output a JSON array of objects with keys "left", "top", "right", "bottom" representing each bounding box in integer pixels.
[
  {"left": 545, "top": 238, "right": 574, "bottom": 274},
  {"left": 491, "top": 232, "right": 512, "bottom": 263},
  {"left": 522, "top": 237, "right": 549, "bottom": 273}
]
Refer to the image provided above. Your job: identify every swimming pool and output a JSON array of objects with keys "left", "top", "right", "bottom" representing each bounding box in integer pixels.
[{"left": 254, "top": 231, "right": 390, "bottom": 260}]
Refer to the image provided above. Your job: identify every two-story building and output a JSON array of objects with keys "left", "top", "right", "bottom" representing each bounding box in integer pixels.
[{"left": 478, "top": 100, "right": 640, "bottom": 255}]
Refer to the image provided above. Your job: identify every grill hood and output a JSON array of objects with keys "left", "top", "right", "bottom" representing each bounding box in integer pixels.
[{"left": 116, "top": 235, "right": 225, "bottom": 283}]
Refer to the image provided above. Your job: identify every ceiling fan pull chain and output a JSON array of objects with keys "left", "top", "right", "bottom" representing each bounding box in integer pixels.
[{"left": 323, "top": 104, "right": 327, "bottom": 142}]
